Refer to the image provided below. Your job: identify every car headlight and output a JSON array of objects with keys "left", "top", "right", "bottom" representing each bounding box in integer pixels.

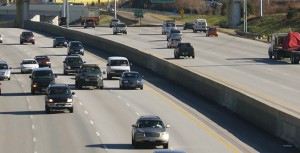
[
  {"left": 32, "top": 83, "right": 38, "bottom": 88},
  {"left": 135, "top": 132, "right": 145, "bottom": 137},
  {"left": 48, "top": 99, "right": 53, "bottom": 102},
  {"left": 80, "top": 49, "right": 84, "bottom": 52},
  {"left": 46, "top": 62, "right": 51, "bottom": 64},
  {"left": 67, "top": 98, "right": 73, "bottom": 102},
  {"left": 66, "top": 66, "right": 71, "bottom": 69}
]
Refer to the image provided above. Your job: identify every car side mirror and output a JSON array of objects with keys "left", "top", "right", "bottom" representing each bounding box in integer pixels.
[
  {"left": 83, "top": 61, "right": 86, "bottom": 63},
  {"left": 9, "top": 67, "right": 12, "bottom": 69},
  {"left": 63, "top": 61, "right": 66, "bottom": 63},
  {"left": 106, "top": 64, "right": 109, "bottom": 66},
  {"left": 165, "top": 124, "right": 170, "bottom": 128},
  {"left": 132, "top": 124, "right": 137, "bottom": 127},
  {"left": 71, "top": 92, "right": 75, "bottom": 95},
  {"left": 102, "top": 71, "right": 106, "bottom": 74},
  {"left": 29, "top": 75, "right": 32, "bottom": 78},
  {"left": 54, "top": 74, "right": 57, "bottom": 78}
]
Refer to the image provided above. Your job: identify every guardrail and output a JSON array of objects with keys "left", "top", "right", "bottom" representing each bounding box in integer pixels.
[{"left": 24, "top": 21, "right": 300, "bottom": 149}]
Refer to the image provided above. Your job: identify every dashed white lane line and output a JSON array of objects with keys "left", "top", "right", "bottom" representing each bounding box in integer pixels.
[
  {"left": 126, "top": 103, "right": 130, "bottom": 106},
  {"left": 28, "top": 106, "right": 31, "bottom": 110},
  {"left": 96, "top": 132, "right": 100, "bottom": 137},
  {"left": 74, "top": 95, "right": 77, "bottom": 98},
  {"left": 79, "top": 102, "right": 83, "bottom": 106},
  {"left": 33, "top": 137, "right": 36, "bottom": 142},
  {"left": 136, "top": 112, "right": 139, "bottom": 116},
  {"left": 170, "top": 147, "right": 174, "bottom": 150},
  {"left": 118, "top": 95, "right": 122, "bottom": 99},
  {"left": 30, "top": 115, "right": 33, "bottom": 119},
  {"left": 90, "top": 121, "right": 94, "bottom": 125},
  {"left": 32, "top": 125, "right": 35, "bottom": 130},
  {"left": 84, "top": 111, "right": 88, "bottom": 114}
]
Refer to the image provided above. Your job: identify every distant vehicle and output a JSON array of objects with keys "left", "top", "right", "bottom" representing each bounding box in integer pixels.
[
  {"left": 75, "top": 64, "right": 105, "bottom": 89},
  {"left": 0, "top": 34, "right": 3, "bottom": 43},
  {"left": 29, "top": 68, "right": 56, "bottom": 94},
  {"left": 153, "top": 150, "right": 186, "bottom": 153},
  {"left": 80, "top": 6, "right": 100, "bottom": 25},
  {"left": 20, "top": 59, "right": 39, "bottom": 74},
  {"left": 206, "top": 27, "right": 218, "bottom": 37},
  {"left": 44, "top": 83, "right": 75, "bottom": 113},
  {"left": 106, "top": 56, "right": 131, "bottom": 80},
  {"left": 193, "top": 19, "right": 208, "bottom": 33},
  {"left": 67, "top": 41, "right": 84, "bottom": 56},
  {"left": 20, "top": 31, "right": 35, "bottom": 45},
  {"left": 63, "top": 55, "right": 85, "bottom": 75},
  {"left": 162, "top": 20, "right": 176, "bottom": 35},
  {"left": 119, "top": 71, "right": 143, "bottom": 90},
  {"left": 167, "top": 29, "right": 182, "bottom": 41},
  {"left": 34, "top": 55, "right": 51, "bottom": 68},
  {"left": 167, "top": 37, "right": 182, "bottom": 48},
  {"left": 109, "top": 18, "right": 120, "bottom": 28},
  {"left": 183, "top": 22, "right": 194, "bottom": 30},
  {"left": 0, "top": 61, "right": 12, "bottom": 80},
  {"left": 113, "top": 23, "right": 127, "bottom": 35},
  {"left": 0, "top": 83, "right": 1, "bottom": 94},
  {"left": 53, "top": 37, "right": 68, "bottom": 47},
  {"left": 268, "top": 32, "right": 300, "bottom": 64},
  {"left": 84, "top": 19, "right": 96, "bottom": 28},
  {"left": 174, "top": 43, "right": 195, "bottom": 59},
  {"left": 132, "top": 115, "right": 170, "bottom": 149}
]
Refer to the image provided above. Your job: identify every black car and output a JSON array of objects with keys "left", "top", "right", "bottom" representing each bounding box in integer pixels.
[
  {"left": 119, "top": 71, "right": 143, "bottom": 90},
  {"left": 183, "top": 22, "right": 194, "bottom": 30},
  {"left": 84, "top": 19, "right": 96, "bottom": 28},
  {"left": 34, "top": 55, "right": 51, "bottom": 68},
  {"left": 20, "top": 31, "right": 35, "bottom": 45},
  {"left": 174, "top": 43, "right": 195, "bottom": 59},
  {"left": 63, "top": 55, "right": 85, "bottom": 75},
  {"left": 67, "top": 41, "right": 84, "bottom": 56},
  {"left": 29, "top": 68, "right": 57, "bottom": 95},
  {"left": 44, "top": 83, "right": 74, "bottom": 113},
  {"left": 53, "top": 37, "right": 68, "bottom": 47},
  {"left": 75, "top": 64, "right": 104, "bottom": 89}
]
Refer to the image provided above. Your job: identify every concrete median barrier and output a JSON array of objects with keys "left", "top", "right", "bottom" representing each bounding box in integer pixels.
[{"left": 24, "top": 21, "right": 300, "bottom": 149}]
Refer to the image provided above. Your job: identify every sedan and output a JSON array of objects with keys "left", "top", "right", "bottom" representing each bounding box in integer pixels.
[
  {"left": 34, "top": 55, "right": 51, "bottom": 68},
  {"left": 20, "top": 59, "right": 39, "bottom": 74},
  {"left": 119, "top": 71, "right": 143, "bottom": 90}
]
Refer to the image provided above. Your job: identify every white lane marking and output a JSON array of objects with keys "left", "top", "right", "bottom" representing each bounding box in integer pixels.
[
  {"left": 136, "top": 112, "right": 140, "bottom": 116},
  {"left": 34, "top": 151, "right": 38, "bottom": 153},
  {"left": 90, "top": 121, "right": 94, "bottom": 125},
  {"left": 283, "top": 73, "right": 290, "bottom": 76},
  {"left": 74, "top": 95, "right": 77, "bottom": 97},
  {"left": 33, "top": 137, "right": 36, "bottom": 142},
  {"left": 96, "top": 132, "right": 100, "bottom": 137},
  {"left": 79, "top": 102, "right": 83, "bottom": 106},
  {"left": 26, "top": 97, "right": 30, "bottom": 101},
  {"left": 170, "top": 147, "right": 174, "bottom": 150},
  {"left": 84, "top": 111, "right": 88, "bottom": 114},
  {"left": 28, "top": 106, "right": 31, "bottom": 110},
  {"left": 118, "top": 95, "right": 122, "bottom": 99},
  {"left": 32, "top": 125, "right": 35, "bottom": 130},
  {"left": 126, "top": 103, "right": 130, "bottom": 106},
  {"left": 30, "top": 115, "right": 33, "bottom": 119}
]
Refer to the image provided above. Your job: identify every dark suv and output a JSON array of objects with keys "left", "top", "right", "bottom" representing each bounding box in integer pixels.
[
  {"left": 67, "top": 41, "right": 84, "bottom": 56},
  {"left": 84, "top": 19, "right": 96, "bottom": 28},
  {"left": 174, "top": 43, "right": 195, "bottom": 59},
  {"left": 132, "top": 115, "right": 170, "bottom": 149},
  {"left": 75, "top": 64, "right": 104, "bottom": 89},
  {"left": 63, "top": 55, "right": 85, "bottom": 75},
  {"left": 53, "top": 37, "right": 68, "bottom": 47},
  {"left": 20, "top": 31, "right": 35, "bottom": 45},
  {"left": 44, "top": 83, "right": 74, "bottom": 113},
  {"left": 29, "top": 68, "right": 56, "bottom": 94}
]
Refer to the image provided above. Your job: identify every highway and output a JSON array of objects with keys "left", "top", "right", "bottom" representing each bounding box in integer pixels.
[
  {"left": 0, "top": 28, "right": 298, "bottom": 153},
  {"left": 70, "top": 26, "right": 300, "bottom": 115}
]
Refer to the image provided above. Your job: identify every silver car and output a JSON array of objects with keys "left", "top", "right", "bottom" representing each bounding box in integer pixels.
[
  {"left": 113, "top": 23, "right": 127, "bottom": 35},
  {"left": 0, "top": 61, "right": 11, "bottom": 80},
  {"left": 20, "top": 59, "right": 39, "bottom": 74},
  {"left": 132, "top": 115, "right": 170, "bottom": 149}
]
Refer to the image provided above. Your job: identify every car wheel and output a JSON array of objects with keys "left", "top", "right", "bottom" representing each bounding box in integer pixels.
[
  {"left": 125, "top": 32, "right": 127, "bottom": 34},
  {"left": 45, "top": 106, "right": 50, "bottom": 114},
  {"left": 49, "top": 65, "right": 51, "bottom": 68},
  {"left": 63, "top": 70, "right": 67, "bottom": 75},
  {"left": 8, "top": 77, "right": 10, "bottom": 80},
  {"left": 192, "top": 55, "right": 195, "bottom": 59},
  {"left": 31, "top": 90, "right": 35, "bottom": 95},
  {"left": 69, "top": 107, "right": 73, "bottom": 113},
  {"left": 140, "top": 86, "right": 143, "bottom": 90},
  {"left": 107, "top": 74, "right": 112, "bottom": 80},
  {"left": 163, "top": 143, "right": 169, "bottom": 149},
  {"left": 20, "top": 41, "right": 23, "bottom": 44},
  {"left": 32, "top": 42, "right": 35, "bottom": 45},
  {"left": 132, "top": 138, "right": 135, "bottom": 146},
  {"left": 53, "top": 45, "right": 56, "bottom": 48},
  {"left": 75, "top": 81, "right": 78, "bottom": 88}
]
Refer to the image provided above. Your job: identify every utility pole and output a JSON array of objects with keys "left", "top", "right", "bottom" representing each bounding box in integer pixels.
[
  {"left": 259, "top": 0, "right": 262, "bottom": 17},
  {"left": 114, "top": 0, "right": 117, "bottom": 19},
  {"left": 244, "top": 0, "right": 247, "bottom": 34}
]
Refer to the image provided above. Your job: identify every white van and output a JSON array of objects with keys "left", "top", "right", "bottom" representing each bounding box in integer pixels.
[
  {"left": 192, "top": 19, "right": 207, "bottom": 33},
  {"left": 106, "top": 56, "right": 131, "bottom": 79}
]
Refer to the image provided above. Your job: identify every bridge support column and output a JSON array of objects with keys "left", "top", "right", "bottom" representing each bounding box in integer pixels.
[
  {"left": 16, "top": 0, "right": 29, "bottom": 28},
  {"left": 227, "top": 0, "right": 241, "bottom": 27}
]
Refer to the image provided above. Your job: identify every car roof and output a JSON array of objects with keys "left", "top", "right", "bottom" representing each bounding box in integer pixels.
[
  {"left": 153, "top": 150, "right": 186, "bottom": 153},
  {"left": 138, "top": 115, "right": 161, "bottom": 121},
  {"left": 22, "top": 59, "right": 36, "bottom": 61},
  {"left": 82, "top": 64, "right": 99, "bottom": 67},
  {"left": 123, "top": 71, "right": 139, "bottom": 74},
  {"left": 108, "top": 56, "right": 128, "bottom": 60},
  {"left": 32, "top": 67, "right": 53, "bottom": 72},
  {"left": 65, "top": 55, "right": 82, "bottom": 58},
  {"left": 48, "top": 83, "right": 69, "bottom": 88}
]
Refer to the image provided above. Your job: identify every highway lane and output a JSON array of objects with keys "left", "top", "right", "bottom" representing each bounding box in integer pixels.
[
  {"left": 0, "top": 28, "right": 298, "bottom": 153},
  {"left": 71, "top": 26, "right": 300, "bottom": 115}
]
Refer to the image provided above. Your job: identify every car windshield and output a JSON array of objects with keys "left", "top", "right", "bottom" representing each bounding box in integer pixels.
[
  {"left": 166, "top": 23, "right": 175, "bottom": 27},
  {"left": 81, "top": 67, "right": 100, "bottom": 74},
  {"left": 0, "top": 64, "right": 8, "bottom": 69},
  {"left": 110, "top": 60, "right": 129, "bottom": 66},
  {"left": 178, "top": 43, "right": 191, "bottom": 47},
  {"left": 49, "top": 87, "right": 70, "bottom": 95},
  {"left": 23, "top": 60, "right": 37, "bottom": 64},
  {"left": 123, "top": 73, "right": 139, "bottom": 78},
  {"left": 171, "top": 39, "right": 181, "bottom": 41},
  {"left": 66, "top": 58, "right": 83, "bottom": 63},
  {"left": 56, "top": 37, "right": 65, "bottom": 41},
  {"left": 117, "top": 24, "right": 126, "bottom": 27},
  {"left": 35, "top": 56, "right": 48, "bottom": 60},
  {"left": 71, "top": 42, "right": 82, "bottom": 47},
  {"left": 22, "top": 32, "right": 33, "bottom": 36},
  {"left": 32, "top": 71, "right": 53, "bottom": 79},
  {"left": 137, "top": 120, "right": 164, "bottom": 128}
]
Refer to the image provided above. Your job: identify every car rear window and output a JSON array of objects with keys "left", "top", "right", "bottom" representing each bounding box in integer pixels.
[
  {"left": 0, "top": 64, "right": 8, "bottom": 69},
  {"left": 32, "top": 71, "right": 53, "bottom": 79},
  {"left": 49, "top": 87, "right": 70, "bottom": 95},
  {"left": 23, "top": 60, "right": 37, "bottom": 64},
  {"left": 66, "top": 58, "right": 83, "bottom": 63},
  {"left": 110, "top": 60, "right": 129, "bottom": 66}
]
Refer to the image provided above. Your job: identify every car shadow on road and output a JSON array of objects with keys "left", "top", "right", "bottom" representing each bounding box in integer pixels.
[
  {"left": 148, "top": 40, "right": 166, "bottom": 42},
  {"left": 46, "top": 54, "right": 67, "bottom": 56},
  {"left": 86, "top": 143, "right": 158, "bottom": 150},
  {"left": 0, "top": 92, "right": 35, "bottom": 96},
  {"left": 139, "top": 34, "right": 163, "bottom": 36},
  {"left": 1, "top": 43, "right": 23, "bottom": 45},
  {"left": 0, "top": 110, "right": 45, "bottom": 115},
  {"left": 226, "top": 57, "right": 291, "bottom": 65}
]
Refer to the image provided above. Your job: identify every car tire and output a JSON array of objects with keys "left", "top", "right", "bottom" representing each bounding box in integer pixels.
[
  {"left": 53, "top": 45, "right": 56, "bottom": 48},
  {"left": 45, "top": 106, "right": 50, "bottom": 114},
  {"left": 31, "top": 90, "right": 35, "bottom": 95},
  {"left": 75, "top": 81, "right": 78, "bottom": 88},
  {"left": 107, "top": 74, "right": 112, "bottom": 80},
  {"left": 192, "top": 55, "right": 195, "bottom": 59},
  {"left": 32, "top": 42, "right": 35, "bottom": 45},
  {"left": 69, "top": 107, "right": 73, "bottom": 113},
  {"left": 64, "top": 70, "right": 67, "bottom": 75},
  {"left": 8, "top": 77, "right": 10, "bottom": 80},
  {"left": 132, "top": 138, "right": 135, "bottom": 146},
  {"left": 20, "top": 41, "right": 23, "bottom": 44},
  {"left": 140, "top": 86, "right": 143, "bottom": 90},
  {"left": 163, "top": 143, "right": 169, "bottom": 149}
]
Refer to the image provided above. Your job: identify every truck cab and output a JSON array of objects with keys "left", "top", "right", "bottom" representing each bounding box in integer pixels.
[
  {"left": 268, "top": 33, "right": 287, "bottom": 59},
  {"left": 192, "top": 19, "right": 207, "bottom": 33}
]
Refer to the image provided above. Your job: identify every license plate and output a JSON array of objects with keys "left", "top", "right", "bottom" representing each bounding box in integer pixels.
[
  {"left": 149, "top": 138, "right": 156, "bottom": 142},
  {"left": 57, "top": 104, "right": 65, "bottom": 107}
]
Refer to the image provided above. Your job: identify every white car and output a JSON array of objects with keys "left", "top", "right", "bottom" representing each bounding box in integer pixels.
[
  {"left": 0, "top": 34, "right": 3, "bottom": 43},
  {"left": 113, "top": 23, "right": 127, "bottom": 35},
  {"left": 20, "top": 59, "right": 39, "bottom": 74},
  {"left": 106, "top": 56, "right": 130, "bottom": 80},
  {"left": 0, "top": 61, "right": 11, "bottom": 80}
]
